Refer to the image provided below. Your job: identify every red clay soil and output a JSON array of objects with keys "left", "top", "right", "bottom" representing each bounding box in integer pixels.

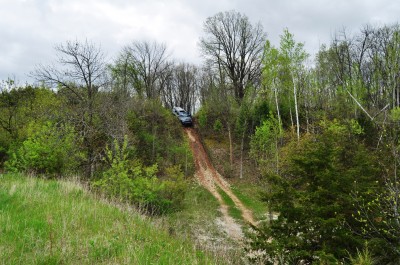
[{"left": 184, "top": 127, "right": 256, "bottom": 240}]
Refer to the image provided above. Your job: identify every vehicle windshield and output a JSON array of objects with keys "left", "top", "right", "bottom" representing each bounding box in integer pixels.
[{"left": 179, "top": 112, "right": 190, "bottom": 117}]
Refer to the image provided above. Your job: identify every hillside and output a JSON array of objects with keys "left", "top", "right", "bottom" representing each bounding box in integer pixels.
[
  {"left": 2, "top": 11, "right": 400, "bottom": 264},
  {"left": 0, "top": 173, "right": 216, "bottom": 264}
]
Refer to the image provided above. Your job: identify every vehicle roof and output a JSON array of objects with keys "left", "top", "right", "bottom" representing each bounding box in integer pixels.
[{"left": 173, "top": 107, "right": 185, "bottom": 112}]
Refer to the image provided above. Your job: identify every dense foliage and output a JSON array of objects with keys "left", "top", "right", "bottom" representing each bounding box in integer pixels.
[
  {"left": 193, "top": 16, "right": 400, "bottom": 263},
  {"left": 247, "top": 120, "right": 381, "bottom": 263},
  {"left": 93, "top": 137, "right": 187, "bottom": 214},
  {"left": 0, "top": 59, "right": 192, "bottom": 215},
  {"left": 242, "top": 24, "right": 400, "bottom": 264},
  {"left": 5, "top": 121, "right": 79, "bottom": 175}
]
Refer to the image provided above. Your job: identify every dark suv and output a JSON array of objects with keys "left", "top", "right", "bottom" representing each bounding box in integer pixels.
[{"left": 172, "top": 107, "right": 193, "bottom": 126}]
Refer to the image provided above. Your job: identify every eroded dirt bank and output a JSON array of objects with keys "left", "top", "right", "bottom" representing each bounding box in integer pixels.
[{"left": 184, "top": 127, "right": 256, "bottom": 240}]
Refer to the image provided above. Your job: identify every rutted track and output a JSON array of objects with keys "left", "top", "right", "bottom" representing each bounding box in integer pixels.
[{"left": 184, "top": 127, "right": 256, "bottom": 240}]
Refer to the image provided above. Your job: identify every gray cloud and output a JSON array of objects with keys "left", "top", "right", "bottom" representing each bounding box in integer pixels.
[{"left": 0, "top": 0, "right": 399, "bottom": 84}]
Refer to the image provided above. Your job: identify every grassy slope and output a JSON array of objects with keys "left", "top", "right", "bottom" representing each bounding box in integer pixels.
[{"left": 0, "top": 174, "right": 214, "bottom": 265}]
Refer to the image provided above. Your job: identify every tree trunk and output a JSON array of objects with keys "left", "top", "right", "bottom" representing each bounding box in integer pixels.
[
  {"left": 87, "top": 85, "right": 94, "bottom": 179},
  {"left": 274, "top": 85, "right": 282, "bottom": 134},
  {"left": 87, "top": 145, "right": 94, "bottom": 179},
  {"left": 346, "top": 89, "right": 374, "bottom": 121},
  {"left": 228, "top": 125, "right": 233, "bottom": 168},
  {"left": 239, "top": 121, "right": 247, "bottom": 179},
  {"left": 275, "top": 136, "right": 279, "bottom": 174},
  {"left": 393, "top": 148, "right": 400, "bottom": 227},
  {"left": 293, "top": 75, "right": 300, "bottom": 142},
  {"left": 152, "top": 125, "right": 157, "bottom": 163},
  {"left": 288, "top": 92, "right": 294, "bottom": 133},
  {"left": 305, "top": 104, "right": 310, "bottom": 134}
]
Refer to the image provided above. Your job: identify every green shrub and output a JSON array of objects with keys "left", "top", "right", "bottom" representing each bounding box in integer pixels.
[
  {"left": 160, "top": 165, "right": 187, "bottom": 211},
  {"left": 126, "top": 99, "right": 189, "bottom": 170},
  {"left": 250, "top": 113, "right": 282, "bottom": 173},
  {"left": 94, "top": 137, "right": 187, "bottom": 214},
  {"left": 94, "top": 137, "right": 132, "bottom": 199},
  {"left": 130, "top": 163, "right": 187, "bottom": 214},
  {"left": 5, "top": 121, "right": 79, "bottom": 175},
  {"left": 196, "top": 106, "right": 208, "bottom": 128},
  {"left": 213, "top": 119, "right": 223, "bottom": 133},
  {"left": 348, "top": 243, "right": 374, "bottom": 265}
]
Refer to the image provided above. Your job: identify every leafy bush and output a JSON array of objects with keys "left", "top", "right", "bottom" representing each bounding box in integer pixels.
[
  {"left": 161, "top": 165, "right": 188, "bottom": 210},
  {"left": 5, "top": 121, "right": 79, "bottom": 175},
  {"left": 94, "top": 137, "right": 187, "bottom": 214},
  {"left": 126, "top": 99, "right": 191, "bottom": 173},
  {"left": 251, "top": 100, "right": 271, "bottom": 128},
  {"left": 250, "top": 113, "right": 282, "bottom": 174},
  {"left": 213, "top": 119, "right": 223, "bottom": 133},
  {"left": 196, "top": 106, "right": 208, "bottom": 128},
  {"left": 0, "top": 87, "right": 62, "bottom": 166},
  {"left": 94, "top": 137, "right": 132, "bottom": 199}
]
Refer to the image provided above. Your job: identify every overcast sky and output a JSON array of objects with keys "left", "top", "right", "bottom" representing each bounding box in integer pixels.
[{"left": 1, "top": 0, "right": 399, "bottom": 84}]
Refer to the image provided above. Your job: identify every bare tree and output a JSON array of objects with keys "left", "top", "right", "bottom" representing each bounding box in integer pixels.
[
  {"left": 162, "top": 63, "right": 199, "bottom": 113},
  {"left": 199, "top": 10, "right": 266, "bottom": 101},
  {"left": 115, "top": 40, "right": 171, "bottom": 99},
  {"left": 197, "top": 63, "right": 218, "bottom": 105},
  {"left": 33, "top": 40, "right": 107, "bottom": 178}
]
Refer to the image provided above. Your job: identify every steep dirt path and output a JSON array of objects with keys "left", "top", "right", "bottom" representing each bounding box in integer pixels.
[{"left": 184, "top": 127, "right": 256, "bottom": 240}]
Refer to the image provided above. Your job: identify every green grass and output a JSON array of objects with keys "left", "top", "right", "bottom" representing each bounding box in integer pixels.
[
  {"left": 165, "top": 181, "right": 221, "bottom": 228},
  {"left": 216, "top": 187, "right": 243, "bottom": 223},
  {"left": 160, "top": 182, "right": 242, "bottom": 264},
  {"left": 216, "top": 184, "right": 267, "bottom": 223},
  {"left": 0, "top": 173, "right": 216, "bottom": 265},
  {"left": 162, "top": 182, "right": 222, "bottom": 241},
  {"left": 231, "top": 183, "right": 268, "bottom": 221}
]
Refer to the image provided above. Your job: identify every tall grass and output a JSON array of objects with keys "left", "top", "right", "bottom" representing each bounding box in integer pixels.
[{"left": 0, "top": 173, "right": 215, "bottom": 264}]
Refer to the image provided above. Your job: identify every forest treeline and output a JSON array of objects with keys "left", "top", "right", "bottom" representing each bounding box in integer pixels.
[{"left": 1, "top": 10, "right": 400, "bottom": 264}]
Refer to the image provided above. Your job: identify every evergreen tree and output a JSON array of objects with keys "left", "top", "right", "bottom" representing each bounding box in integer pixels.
[{"left": 247, "top": 119, "right": 380, "bottom": 263}]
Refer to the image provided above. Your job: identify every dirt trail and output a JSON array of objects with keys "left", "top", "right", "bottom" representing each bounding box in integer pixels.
[{"left": 184, "top": 127, "right": 256, "bottom": 240}]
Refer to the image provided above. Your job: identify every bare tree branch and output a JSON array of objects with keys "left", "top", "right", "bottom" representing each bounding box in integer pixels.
[{"left": 199, "top": 10, "right": 266, "bottom": 101}]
